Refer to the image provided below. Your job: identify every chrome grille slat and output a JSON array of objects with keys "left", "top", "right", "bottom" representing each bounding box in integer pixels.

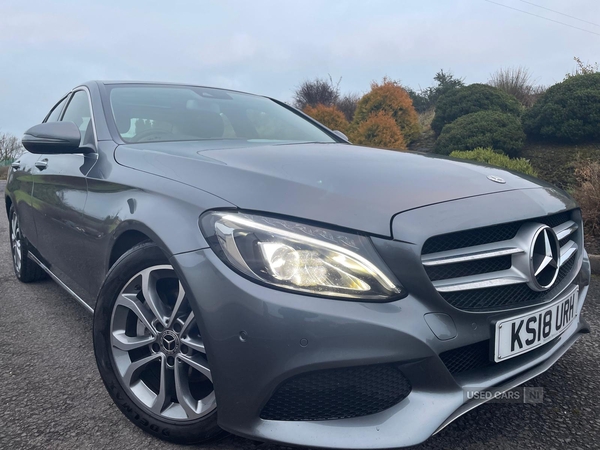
[
  {"left": 421, "top": 243, "right": 523, "bottom": 266},
  {"left": 554, "top": 220, "right": 578, "bottom": 241},
  {"left": 559, "top": 240, "right": 577, "bottom": 266},
  {"left": 433, "top": 269, "right": 528, "bottom": 293}
]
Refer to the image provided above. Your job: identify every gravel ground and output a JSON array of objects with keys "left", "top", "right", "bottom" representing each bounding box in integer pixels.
[{"left": 1, "top": 179, "right": 599, "bottom": 450}]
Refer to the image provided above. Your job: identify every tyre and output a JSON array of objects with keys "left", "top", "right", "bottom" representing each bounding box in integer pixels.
[
  {"left": 8, "top": 205, "right": 46, "bottom": 283},
  {"left": 93, "top": 242, "right": 223, "bottom": 444}
]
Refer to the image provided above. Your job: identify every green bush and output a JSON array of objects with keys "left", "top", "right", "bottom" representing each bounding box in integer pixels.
[
  {"left": 523, "top": 73, "right": 600, "bottom": 143},
  {"left": 434, "top": 110, "right": 526, "bottom": 156},
  {"left": 449, "top": 147, "right": 537, "bottom": 176},
  {"left": 431, "top": 83, "right": 522, "bottom": 135}
]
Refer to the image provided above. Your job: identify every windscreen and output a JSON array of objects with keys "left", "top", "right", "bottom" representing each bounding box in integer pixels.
[{"left": 108, "top": 85, "right": 337, "bottom": 145}]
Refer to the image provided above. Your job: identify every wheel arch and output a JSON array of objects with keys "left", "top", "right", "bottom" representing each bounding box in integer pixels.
[{"left": 107, "top": 221, "right": 172, "bottom": 271}]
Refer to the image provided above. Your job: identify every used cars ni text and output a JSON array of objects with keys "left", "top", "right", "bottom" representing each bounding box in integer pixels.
[{"left": 5, "top": 81, "right": 591, "bottom": 448}]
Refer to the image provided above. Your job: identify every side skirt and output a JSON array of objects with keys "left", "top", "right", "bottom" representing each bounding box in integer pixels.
[{"left": 28, "top": 253, "right": 95, "bottom": 314}]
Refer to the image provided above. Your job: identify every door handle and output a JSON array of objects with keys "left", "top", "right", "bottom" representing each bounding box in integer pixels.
[
  {"left": 35, "top": 159, "right": 49, "bottom": 171},
  {"left": 11, "top": 161, "right": 20, "bottom": 170}
]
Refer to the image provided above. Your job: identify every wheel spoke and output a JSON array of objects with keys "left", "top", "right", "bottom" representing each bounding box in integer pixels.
[
  {"left": 181, "top": 335, "right": 206, "bottom": 354},
  {"left": 168, "top": 281, "right": 186, "bottom": 325},
  {"left": 181, "top": 311, "right": 196, "bottom": 336},
  {"left": 140, "top": 266, "right": 171, "bottom": 327},
  {"left": 123, "top": 353, "right": 161, "bottom": 386},
  {"left": 115, "top": 293, "right": 157, "bottom": 336},
  {"left": 174, "top": 357, "right": 199, "bottom": 418},
  {"left": 177, "top": 354, "right": 212, "bottom": 381},
  {"left": 111, "top": 331, "right": 155, "bottom": 351},
  {"left": 151, "top": 355, "right": 175, "bottom": 414},
  {"left": 11, "top": 215, "right": 18, "bottom": 239},
  {"left": 174, "top": 356, "right": 215, "bottom": 419}
]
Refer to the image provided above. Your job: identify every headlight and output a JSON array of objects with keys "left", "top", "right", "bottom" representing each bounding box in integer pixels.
[{"left": 200, "top": 211, "right": 403, "bottom": 300}]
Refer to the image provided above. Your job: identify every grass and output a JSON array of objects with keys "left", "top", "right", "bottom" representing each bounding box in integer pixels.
[
  {"left": 520, "top": 141, "right": 600, "bottom": 191},
  {"left": 0, "top": 166, "right": 8, "bottom": 180},
  {"left": 408, "top": 108, "right": 436, "bottom": 152},
  {"left": 521, "top": 140, "right": 600, "bottom": 254}
]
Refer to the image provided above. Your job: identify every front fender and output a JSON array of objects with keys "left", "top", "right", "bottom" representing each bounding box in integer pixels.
[{"left": 82, "top": 149, "right": 235, "bottom": 298}]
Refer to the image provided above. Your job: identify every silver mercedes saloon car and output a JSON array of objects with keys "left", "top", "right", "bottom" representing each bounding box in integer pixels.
[{"left": 5, "top": 81, "right": 591, "bottom": 448}]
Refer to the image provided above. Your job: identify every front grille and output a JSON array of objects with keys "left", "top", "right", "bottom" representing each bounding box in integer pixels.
[
  {"left": 441, "top": 336, "right": 562, "bottom": 375},
  {"left": 260, "top": 364, "right": 411, "bottom": 421},
  {"left": 421, "top": 210, "right": 581, "bottom": 312},
  {"left": 422, "top": 212, "right": 572, "bottom": 255},
  {"left": 440, "top": 340, "right": 491, "bottom": 374}
]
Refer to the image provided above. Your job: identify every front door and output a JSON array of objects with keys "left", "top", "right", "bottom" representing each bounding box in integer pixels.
[{"left": 30, "top": 89, "right": 97, "bottom": 302}]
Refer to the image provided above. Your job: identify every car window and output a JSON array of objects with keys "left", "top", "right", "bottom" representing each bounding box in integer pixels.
[
  {"left": 109, "top": 86, "right": 337, "bottom": 146},
  {"left": 61, "top": 90, "right": 94, "bottom": 145},
  {"left": 45, "top": 96, "right": 68, "bottom": 123}
]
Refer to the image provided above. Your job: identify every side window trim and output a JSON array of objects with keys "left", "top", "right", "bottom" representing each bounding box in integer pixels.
[
  {"left": 60, "top": 88, "right": 98, "bottom": 150},
  {"left": 43, "top": 94, "right": 70, "bottom": 123}
]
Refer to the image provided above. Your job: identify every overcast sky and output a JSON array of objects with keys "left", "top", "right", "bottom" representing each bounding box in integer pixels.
[{"left": 1, "top": 0, "right": 599, "bottom": 135}]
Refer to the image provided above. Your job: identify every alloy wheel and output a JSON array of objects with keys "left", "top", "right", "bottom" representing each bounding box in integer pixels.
[
  {"left": 10, "top": 212, "right": 22, "bottom": 273},
  {"left": 110, "top": 265, "right": 216, "bottom": 420}
]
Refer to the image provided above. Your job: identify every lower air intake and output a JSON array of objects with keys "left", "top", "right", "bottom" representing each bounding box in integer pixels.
[{"left": 260, "top": 364, "right": 411, "bottom": 421}]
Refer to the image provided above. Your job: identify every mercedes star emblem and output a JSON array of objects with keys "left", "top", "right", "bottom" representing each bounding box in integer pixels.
[
  {"left": 161, "top": 330, "right": 179, "bottom": 354},
  {"left": 529, "top": 226, "right": 560, "bottom": 291},
  {"left": 487, "top": 175, "right": 506, "bottom": 184}
]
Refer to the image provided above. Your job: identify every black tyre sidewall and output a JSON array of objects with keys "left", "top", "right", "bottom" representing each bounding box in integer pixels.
[
  {"left": 93, "top": 242, "right": 223, "bottom": 444},
  {"left": 8, "top": 205, "right": 45, "bottom": 282},
  {"left": 8, "top": 206, "right": 21, "bottom": 279}
]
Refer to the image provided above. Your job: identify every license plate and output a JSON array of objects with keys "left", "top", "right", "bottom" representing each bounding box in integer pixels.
[{"left": 494, "top": 287, "right": 579, "bottom": 362}]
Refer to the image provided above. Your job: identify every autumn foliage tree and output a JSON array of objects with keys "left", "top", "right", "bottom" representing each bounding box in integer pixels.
[
  {"left": 351, "top": 112, "right": 406, "bottom": 150},
  {"left": 352, "top": 79, "right": 420, "bottom": 144},
  {"left": 303, "top": 104, "right": 350, "bottom": 134}
]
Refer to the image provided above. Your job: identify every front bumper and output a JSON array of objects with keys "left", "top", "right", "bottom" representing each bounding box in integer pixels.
[{"left": 170, "top": 246, "right": 591, "bottom": 449}]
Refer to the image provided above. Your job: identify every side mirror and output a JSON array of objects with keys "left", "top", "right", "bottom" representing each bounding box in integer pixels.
[
  {"left": 22, "top": 122, "right": 91, "bottom": 154},
  {"left": 332, "top": 130, "right": 349, "bottom": 142}
]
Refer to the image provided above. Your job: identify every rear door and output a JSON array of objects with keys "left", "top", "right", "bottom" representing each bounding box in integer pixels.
[
  {"left": 30, "top": 89, "right": 97, "bottom": 301},
  {"left": 7, "top": 95, "right": 69, "bottom": 251},
  {"left": 7, "top": 152, "right": 40, "bottom": 249}
]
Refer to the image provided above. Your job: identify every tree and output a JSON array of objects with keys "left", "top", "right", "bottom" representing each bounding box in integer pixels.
[
  {"left": 293, "top": 76, "right": 340, "bottom": 110},
  {"left": 303, "top": 104, "right": 350, "bottom": 133},
  {"left": 351, "top": 112, "right": 406, "bottom": 150},
  {"left": 431, "top": 83, "right": 522, "bottom": 135},
  {"left": 336, "top": 93, "right": 361, "bottom": 122},
  {"left": 435, "top": 110, "right": 526, "bottom": 156},
  {"left": 565, "top": 56, "right": 599, "bottom": 79},
  {"left": 523, "top": 73, "right": 600, "bottom": 143},
  {"left": 353, "top": 78, "right": 420, "bottom": 143},
  {"left": 406, "top": 69, "right": 465, "bottom": 113},
  {"left": 0, "top": 132, "right": 24, "bottom": 162},
  {"left": 431, "top": 69, "right": 465, "bottom": 101}
]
